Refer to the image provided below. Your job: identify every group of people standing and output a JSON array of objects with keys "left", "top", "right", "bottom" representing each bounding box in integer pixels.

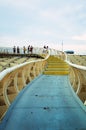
[
  {"left": 13, "top": 45, "right": 33, "bottom": 54},
  {"left": 13, "top": 45, "right": 49, "bottom": 54},
  {"left": 24, "top": 45, "right": 33, "bottom": 54}
]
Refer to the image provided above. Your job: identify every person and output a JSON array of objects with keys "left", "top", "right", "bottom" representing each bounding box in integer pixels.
[
  {"left": 23, "top": 46, "right": 26, "bottom": 54},
  {"left": 17, "top": 46, "right": 20, "bottom": 54},
  {"left": 46, "top": 46, "right": 49, "bottom": 53},
  {"left": 46, "top": 46, "right": 48, "bottom": 50},
  {"left": 28, "top": 45, "right": 30, "bottom": 54},
  {"left": 43, "top": 45, "right": 46, "bottom": 53},
  {"left": 13, "top": 46, "right": 16, "bottom": 54},
  {"left": 30, "top": 46, "right": 33, "bottom": 54}
]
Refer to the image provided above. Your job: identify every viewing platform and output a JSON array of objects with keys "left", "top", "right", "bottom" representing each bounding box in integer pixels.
[{"left": 0, "top": 53, "right": 44, "bottom": 59}]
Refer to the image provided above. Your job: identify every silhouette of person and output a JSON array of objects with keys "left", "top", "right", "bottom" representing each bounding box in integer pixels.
[{"left": 13, "top": 46, "right": 16, "bottom": 54}]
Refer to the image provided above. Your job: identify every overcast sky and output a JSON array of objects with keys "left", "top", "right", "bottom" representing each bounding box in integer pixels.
[{"left": 0, "top": 0, "right": 86, "bottom": 53}]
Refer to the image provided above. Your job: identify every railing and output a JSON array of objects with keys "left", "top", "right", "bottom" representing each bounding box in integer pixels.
[
  {"left": 0, "top": 47, "right": 43, "bottom": 55},
  {"left": 0, "top": 49, "right": 50, "bottom": 120},
  {"left": 64, "top": 52, "right": 86, "bottom": 105}
]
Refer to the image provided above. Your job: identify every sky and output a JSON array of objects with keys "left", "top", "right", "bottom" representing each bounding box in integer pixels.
[{"left": 0, "top": 0, "right": 86, "bottom": 54}]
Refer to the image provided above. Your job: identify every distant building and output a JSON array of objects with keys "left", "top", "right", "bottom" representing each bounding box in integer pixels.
[{"left": 64, "top": 50, "right": 74, "bottom": 54}]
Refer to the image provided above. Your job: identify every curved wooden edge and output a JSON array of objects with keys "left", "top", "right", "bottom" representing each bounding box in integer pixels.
[
  {"left": 64, "top": 52, "right": 86, "bottom": 105},
  {"left": 0, "top": 50, "right": 50, "bottom": 120}
]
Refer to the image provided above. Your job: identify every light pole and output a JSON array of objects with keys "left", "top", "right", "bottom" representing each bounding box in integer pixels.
[{"left": 62, "top": 41, "right": 63, "bottom": 52}]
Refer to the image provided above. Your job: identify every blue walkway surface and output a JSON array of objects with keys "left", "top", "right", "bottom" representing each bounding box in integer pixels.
[{"left": 0, "top": 74, "right": 86, "bottom": 130}]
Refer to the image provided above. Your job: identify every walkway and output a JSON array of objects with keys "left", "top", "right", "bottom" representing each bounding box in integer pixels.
[{"left": 0, "top": 56, "right": 86, "bottom": 130}]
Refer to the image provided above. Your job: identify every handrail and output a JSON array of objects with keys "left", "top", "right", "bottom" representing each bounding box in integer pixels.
[
  {"left": 64, "top": 52, "right": 86, "bottom": 104},
  {"left": 76, "top": 71, "right": 81, "bottom": 95},
  {"left": 0, "top": 49, "right": 50, "bottom": 81},
  {"left": 65, "top": 60, "right": 86, "bottom": 70},
  {"left": 64, "top": 52, "right": 86, "bottom": 70}
]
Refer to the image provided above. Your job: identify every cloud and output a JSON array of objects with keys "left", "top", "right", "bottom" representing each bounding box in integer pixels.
[
  {"left": 0, "top": 0, "right": 86, "bottom": 54},
  {"left": 39, "top": 3, "right": 85, "bottom": 37},
  {"left": 0, "top": 0, "right": 40, "bottom": 11},
  {"left": 72, "top": 34, "right": 86, "bottom": 40}
]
